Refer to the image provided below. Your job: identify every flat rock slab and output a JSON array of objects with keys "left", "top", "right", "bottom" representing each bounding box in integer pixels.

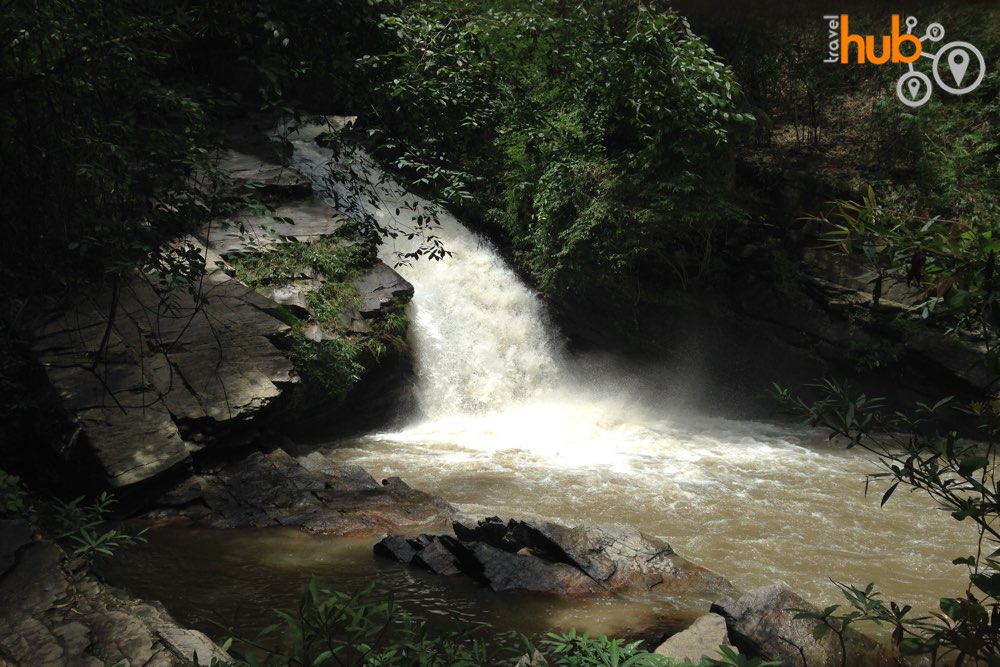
[
  {"left": 31, "top": 240, "right": 295, "bottom": 487},
  {"left": 202, "top": 195, "right": 349, "bottom": 256},
  {"left": 146, "top": 448, "right": 454, "bottom": 536},
  {"left": 113, "top": 243, "right": 295, "bottom": 424},
  {"left": 376, "top": 516, "right": 738, "bottom": 600},
  {"left": 213, "top": 148, "right": 312, "bottom": 203},
  {"left": 32, "top": 303, "right": 191, "bottom": 487},
  {"left": 0, "top": 537, "right": 230, "bottom": 666}
]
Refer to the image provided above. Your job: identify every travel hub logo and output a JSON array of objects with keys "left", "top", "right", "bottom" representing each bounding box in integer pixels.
[{"left": 824, "top": 14, "right": 986, "bottom": 108}]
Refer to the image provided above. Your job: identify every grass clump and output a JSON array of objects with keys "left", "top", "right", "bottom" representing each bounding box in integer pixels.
[{"left": 230, "top": 236, "right": 407, "bottom": 402}]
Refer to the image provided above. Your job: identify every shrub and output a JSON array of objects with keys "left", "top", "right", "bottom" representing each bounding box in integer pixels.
[{"left": 52, "top": 491, "right": 147, "bottom": 561}]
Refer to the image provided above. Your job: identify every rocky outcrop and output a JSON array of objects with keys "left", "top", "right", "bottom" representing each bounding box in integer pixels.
[
  {"left": 30, "top": 125, "right": 416, "bottom": 490},
  {"left": 144, "top": 447, "right": 453, "bottom": 535},
  {"left": 212, "top": 148, "right": 312, "bottom": 203},
  {"left": 375, "top": 516, "right": 738, "bottom": 599},
  {"left": 356, "top": 260, "right": 415, "bottom": 318},
  {"left": 0, "top": 519, "right": 229, "bottom": 666},
  {"left": 711, "top": 583, "right": 902, "bottom": 667},
  {"left": 654, "top": 612, "right": 736, "bottom": 663},
  {"left": 31, "top": 240, "right": 296, "bottom": 488},
  {"left": 201, "top": 196, "right": 350, "bottom": 256}
]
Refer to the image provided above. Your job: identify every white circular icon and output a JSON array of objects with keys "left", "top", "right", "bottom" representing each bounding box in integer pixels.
[
  {"left": 933, "top": 41, "right": 986, "bottom": 95},
  {"left": 924, "top": 23, "right": 945, "bottom": 42},
  {"left": 897, "top": 70, "right": 933, "bottom": 107}
]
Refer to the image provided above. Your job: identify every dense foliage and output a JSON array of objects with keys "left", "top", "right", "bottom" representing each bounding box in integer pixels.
[
  {"left": 685, "top": 2, "right": 1000, "bottom": 219},
  {"left": 777, "top": 186, "right": 1000, "bottom": 664},
  {"left": 363, "top": 0, "right": 751, "bottom": 297},
  {"left": 0, "top": 0, "right": 386, "bottom": 299},
  {"left": 214, "top": 579, "right": 779, "bottom": 667}
]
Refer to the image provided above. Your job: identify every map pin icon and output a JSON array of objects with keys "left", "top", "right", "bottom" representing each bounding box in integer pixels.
[
  {"left": 907, "top": 77, "right": 921, "bottom": 99},
  {"left": 948, "top": 49, "right": 970, "bottom": 86}
]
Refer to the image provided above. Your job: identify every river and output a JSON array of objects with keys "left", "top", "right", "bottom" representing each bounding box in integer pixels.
[{"left": 105, "top": 125, "right": 975, "bottom": 642}]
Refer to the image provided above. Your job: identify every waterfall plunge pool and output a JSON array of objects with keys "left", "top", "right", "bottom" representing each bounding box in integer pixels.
[{"left": 101, "top": 125, "right": 978, "bottom": 646}]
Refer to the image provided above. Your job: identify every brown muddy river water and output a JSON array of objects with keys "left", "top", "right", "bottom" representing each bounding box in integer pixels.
[
  {"left": 105, "top": 412, "right": 975, "bottom": 644},
  {"left": 326, "top": 410, "right": 976, "bottom": 615}
]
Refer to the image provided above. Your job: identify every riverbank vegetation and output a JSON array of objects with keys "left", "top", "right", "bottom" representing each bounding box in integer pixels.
[
  {"left": 215, "top": 578, "right": 777, "bottom": 667},
  {"left": 773, "top": 184, "right": 1000, "bottom": 663}
]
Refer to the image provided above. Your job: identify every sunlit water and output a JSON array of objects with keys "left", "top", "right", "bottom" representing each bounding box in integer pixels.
[
  {"left": 105, "top": 125, "right": 978, "bottom": 642},
  {"left": 325, "top": 410, "right": 976, "bottom": 615}
]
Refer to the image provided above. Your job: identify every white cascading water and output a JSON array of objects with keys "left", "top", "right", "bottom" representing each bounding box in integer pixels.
[
  {"left": 290, "top": 130, "right": 562, "bottom": 417},
  {"left": 376, "top": 208, "right": 565, "bottom": 416},
  {"left": 289, "top": 125, "right": 975, "bottom": 613}
]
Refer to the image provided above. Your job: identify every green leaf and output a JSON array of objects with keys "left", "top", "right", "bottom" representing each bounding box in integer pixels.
[
  {"left": 931, "top": 396, "right": 954, "bottom": 411},
  {"left": 897, "top": 637, "right": 929, "bottom": 655},
  {"left": 880, "top": 482, "right": 899, "bottom": 507},
  {"left": 971, "top": 573, "right": 1000, "bottom": 597},
  {"left": 958, "top": 455, "right": 989, "bottom": 475},
  {"left": 945, "top": 287, "right": 971, "bottom": 310},
  {"left": 941, "top": 598, "right": 964, "bottom": 621}
]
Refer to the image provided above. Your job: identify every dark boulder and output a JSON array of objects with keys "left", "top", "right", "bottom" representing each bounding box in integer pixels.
[{"left": 376, "top": 516, "right": 737, "bottom": 600}]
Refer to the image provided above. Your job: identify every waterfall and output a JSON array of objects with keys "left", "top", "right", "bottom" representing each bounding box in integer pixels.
[
  {"left": 289, "top": 131, "right": 562, "bottom": 418},
  {"left": 286, "top": 125, "right": 973, "bottom": 613}
]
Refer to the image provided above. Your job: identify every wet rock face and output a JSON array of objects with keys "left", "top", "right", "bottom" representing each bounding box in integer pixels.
[
  {"left": 375, "top": 516, "right": 738, "bottom": 599},
  {"left": 145, "top": 448, "right": 454, "bottom": 536},
  {"left": 711, "top": 584, "right": 902, "bottom": 667}
]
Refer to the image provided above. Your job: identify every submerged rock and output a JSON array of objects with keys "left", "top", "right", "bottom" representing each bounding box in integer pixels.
[
  {"left": 376, "top": 516, "right": 738, "bottom": 599},
  {"left": 145, "top": 448, "right": 454, "bottom": 536}
]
